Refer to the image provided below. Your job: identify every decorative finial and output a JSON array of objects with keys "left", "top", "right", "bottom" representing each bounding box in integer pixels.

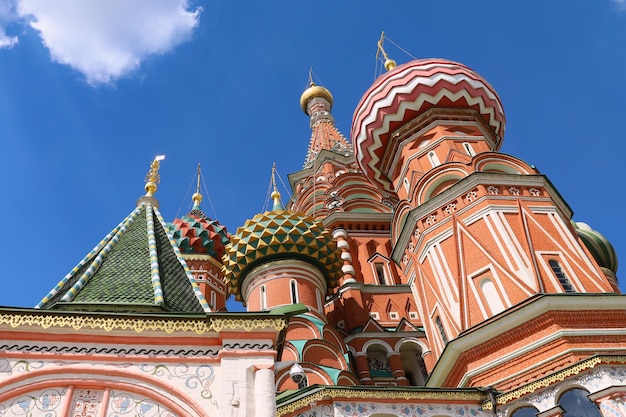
[
  {"left": 377, "top": 31, "right": 396, "bottom": 71},
  {"left": 192, "top": 163, "right": 203, "bottom": 209},
  {"left": 271, "top": 163, "right": 283, "bottom": 210},
  {"left": 300, "top": 69, "right": 334, "bottom": 114},
  {"left": 144, "top": 155, "right": 166, "bottom": 197}
]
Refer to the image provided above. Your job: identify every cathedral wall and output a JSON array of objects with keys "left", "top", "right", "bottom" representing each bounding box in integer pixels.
[{"left": 0, "top": 356, "right": 219, "bottom": 416}]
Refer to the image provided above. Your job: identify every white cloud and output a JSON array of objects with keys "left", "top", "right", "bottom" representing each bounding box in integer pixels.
[
  {"left": 0, "top": 1, "right": 19, "bottom": 49},
  {"left": 16, "top": 0, "right": 201, "bottom": 85},
  {"left": 611, "top": 0, "right": 626, "bottom": 10}
]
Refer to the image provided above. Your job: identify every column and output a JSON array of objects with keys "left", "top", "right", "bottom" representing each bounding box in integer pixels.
[{"left": 255, "top": 367, "right": 276, "bottom": 417}]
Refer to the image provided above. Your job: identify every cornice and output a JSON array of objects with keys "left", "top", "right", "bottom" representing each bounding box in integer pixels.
[
  {"left": 482, "top": 355, "right": 626, "bottom": 410},
  {"left": 391, "top": 173, "right": 573, "bottom": 263},
  {"left": 338, "top": 282, "right": 411, "bottom": 295},
  {"left": 277, "top": 385, "right": 486, "bottom": 417},
  {"left": 426, "top": 294, "right": 626, "bottom": 387},
  {"left": 0, "top": 308, "right": 288, "bottom": 335},
  {"left": 324, "top": 212, "right": 393, "bottom": 231},
  {"left": 288, "top": 149, "right": 356, "bottom": 191}
]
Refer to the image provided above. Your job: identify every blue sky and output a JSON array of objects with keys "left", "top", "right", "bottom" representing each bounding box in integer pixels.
[{"left": 0, "top": 1, "right": 624, "bottom": 310}]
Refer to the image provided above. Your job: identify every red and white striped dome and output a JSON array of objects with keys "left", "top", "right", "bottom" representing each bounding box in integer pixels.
[{"left": 351, "top": 58, "right": 506, "bottom": 192}]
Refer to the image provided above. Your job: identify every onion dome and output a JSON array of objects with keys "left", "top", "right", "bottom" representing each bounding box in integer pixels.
[
  {"left": 574, "top": 222, "right": 618, "bottom": 276},
  {"left": 300, "top": 83, "right": 334, "bottom": 114},
  {"left": 222, "top": 195, "right": 342, "bottom": 302},
  {"left": 168, "top": 208, "right": 230, "bottom": 260},
  {"left": 167, "top": 166, "right": 230, "bottom": 259},
  {"left": 351, "top": 58, "right": 506, "bottom": 192}
]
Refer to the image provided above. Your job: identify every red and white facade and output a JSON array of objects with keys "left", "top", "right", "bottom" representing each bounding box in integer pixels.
[{"left": 0, "top": 57, "right": 623, "bottom": 417}]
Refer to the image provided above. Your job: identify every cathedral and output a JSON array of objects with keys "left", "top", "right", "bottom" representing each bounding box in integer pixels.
[{"left": 0, "top": 43, "right": 623, "bottom": 417}]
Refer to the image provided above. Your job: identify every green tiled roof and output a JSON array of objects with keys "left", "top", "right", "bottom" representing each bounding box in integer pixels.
[{"left": 37, "top": 203, "right": 209, "bottom": 313}]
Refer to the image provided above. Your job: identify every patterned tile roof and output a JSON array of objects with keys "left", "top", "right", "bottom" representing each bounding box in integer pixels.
[
  {"left": 36, "top": 202, "right": 210, "bottom": 313},
  {"left": 167, "top": 206, "right": 230, "bottom": 260}
]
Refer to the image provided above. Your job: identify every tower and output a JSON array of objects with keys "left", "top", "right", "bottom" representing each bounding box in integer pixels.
[
  {"left": 290, "top": 82, "right": 430, "bottom": 387},
  {"left": 223, "top": 184, "right": 357, "bottom": 390},
  {"left": 351, "top": 57, "right": 623, "bottom": 389},
  {"left": 168, "top": 165, "right": 230, "bottom": 311}
]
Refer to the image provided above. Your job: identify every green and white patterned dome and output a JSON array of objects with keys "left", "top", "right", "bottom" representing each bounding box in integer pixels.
[{"left": 222, "top": 208, "right": 342, "bottom": 302}]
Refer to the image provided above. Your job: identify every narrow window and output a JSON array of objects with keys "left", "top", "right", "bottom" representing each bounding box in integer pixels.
[
  {"left": 428, "top": 151, "right": 441, "bottom": 167},
  {"left": 316, "top": 289, "right": 322, "bottom": 312},
  {"left": 260, "top": 285, "right": 267, "bottom": 310},
  {"left": 435, "top": 316, "right": 448, "bottom": 344},
  {"left": 290, "top": 280, "right": 299, "bottom": 304},
  {"left": 375, "top": 263, "right": 387, "bottom": 285},
  {"left": 403, "top": 177, "right": 410, "bottom": 192},
  {"left": 549, "top": 260, "right": 575, "bottom": 292},
  {"left": 463, "top": 142, "right": 476, "bottom": 156},
  {"left": 211, "top": 291, "right": 216, "bottom": 308}
]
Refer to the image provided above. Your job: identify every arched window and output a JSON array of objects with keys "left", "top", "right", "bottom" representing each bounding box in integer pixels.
[
  {"left": 260, "top": 285, "right": 267, "bottom": 310},
  {"left": 435, "top": 316, "right": 448, "bottom": 344},
  {"left": 558, "top": 388, "right": 601, "bottom": 417},
  {"left": 510, "top": 406, "right": 539, "bottom": 417},
  {"left": 366, "top": 344, "right": 391, "bottom": 378},
  {"left": 463, "top": 142, "right": 476, "bottom": 156},
  {"left": 210, "top": 291, "right": 216, "bottom": 309},
  {"left": 399, "top": 343, "right": 428, "bottom": 386},
  {"left": 428, "top": 151, "right": 441, "bottom": 167},
  {"left": 403, "top": 177, "right": 410, "bottom": 193},
  {"left": 549, "top": 260, "right": 576, "bottom": 292},
  {"left": 480, "top": 279, "right": 505, "bottom": 315},
  {"left": 290, "top": 280, "right": 299, "bottom": 304}
]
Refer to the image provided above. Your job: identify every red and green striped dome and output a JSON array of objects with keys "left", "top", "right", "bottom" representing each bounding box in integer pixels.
[
  {"left": 222, "top": 209, "right": 342, "bottom": 302},
  {"left": 168, "top": 208, "right": 230, "bottom": 260}
]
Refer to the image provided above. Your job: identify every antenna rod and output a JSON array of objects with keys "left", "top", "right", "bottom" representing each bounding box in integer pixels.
[
  {"left": 376, "top": 31, "right": 396, "bottom": 71},
  {"left": 196, "top": 163, "right": 201, "bottom": 194}
]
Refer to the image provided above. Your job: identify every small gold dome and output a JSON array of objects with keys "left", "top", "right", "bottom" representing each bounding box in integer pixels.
[
  {"left": 300, "top": 84, "right": 333, "bottom": 114},
  {"left": 192, "top": 192, "right": 203, "bottom": 204},
  {"left": 384, "top": 58, "right": 397, "bottom": 71},
  {"left": 145, "top": 181, "right": 157, "bottom": 196}
]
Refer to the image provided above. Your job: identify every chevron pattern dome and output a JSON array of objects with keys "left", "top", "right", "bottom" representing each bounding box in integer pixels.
[
  {"left": 168, "top": 210, "right": 230, "bottom": 260},
  {"left": 222, "top": 209, "right": 342, "bottom": 302},
  {"left": 352, "top": 58, "right": 506, "bottom": 192}
]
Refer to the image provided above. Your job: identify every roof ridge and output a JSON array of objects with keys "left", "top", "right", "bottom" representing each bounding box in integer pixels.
[
  {"left": 36, "top": 205, "right": 144, "bottom": 308},
  {"left": 153, "top": 206, "right": 211, "bottom": 313},
  {"left": 146, "top": 204, "right": 164, "bottom": 307},
  {"left": 60, "top": 204, "right": 144, "bottom": 303}
]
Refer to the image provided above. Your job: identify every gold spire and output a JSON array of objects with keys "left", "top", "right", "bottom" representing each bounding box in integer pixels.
[
  {"left": 377, "top": 31, "right": 396, "bottom": 71},
  {"left": 144, "top": 155, "right": 166, "bottom": 197},
  {"left": 192, "top": 163, "right": 203, "bottom": 208},
  {"left": 271, "top": 163, "right": 283, "bottom": 210}
]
